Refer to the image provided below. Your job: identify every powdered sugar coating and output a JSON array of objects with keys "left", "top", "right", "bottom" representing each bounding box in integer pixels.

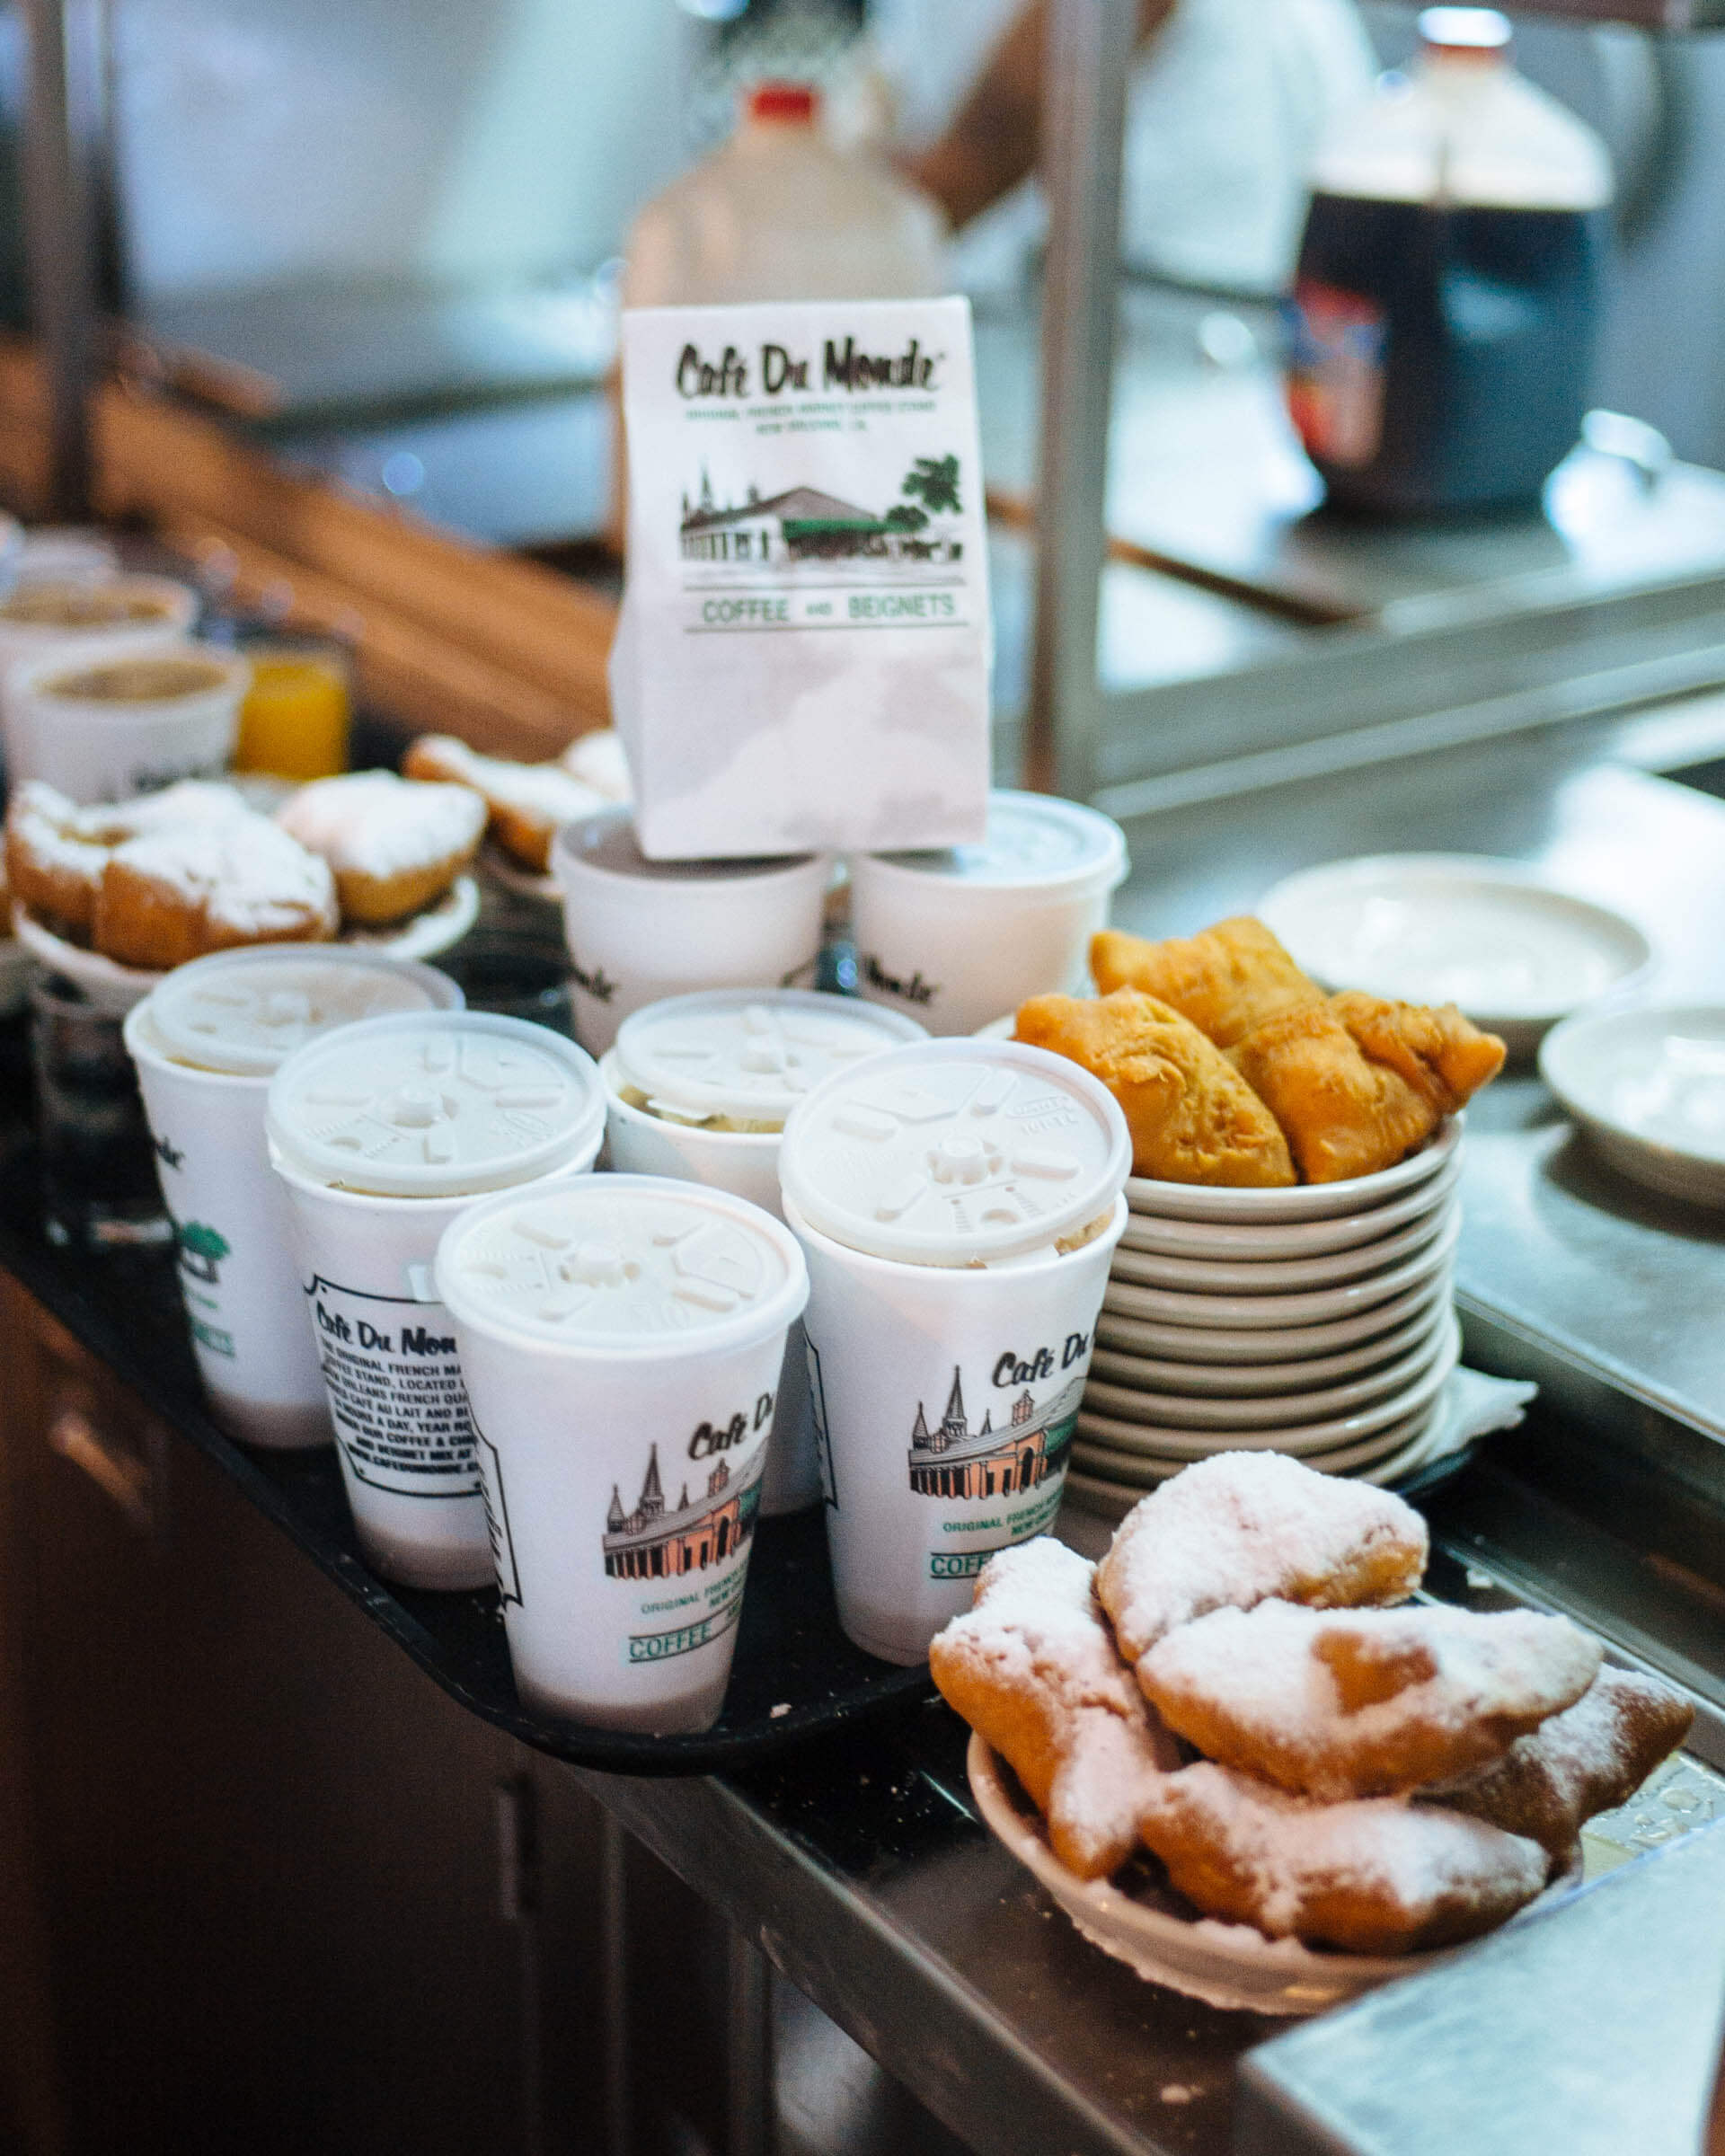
[
  {"left": 1140, "top": 1600, "right": 1603, "bottom": 1800},
  {"left": 561, "top": 727, "right": 632, "bottom": 802},
  {"left": 276, "top": 771, "right": 486, "bottom": 879},
  {"left": 1138, "top": 1760, "right": 1549, "bottom": 1952},
  {"left": 1422, "top": 1666, "right": 1694, "bottom": 1852},
  {"left": 931, "top": 1538, "right": 1176, "bottom": 1879},
  {"left": 1095, "top": 1452, "right": 1428, "bottom": 1663},
  {"left": 409, "top": 735, "right": 606, "bottom": 826},
  {"left": 111, "top": 817, "right": 338, "bottom": 938}
]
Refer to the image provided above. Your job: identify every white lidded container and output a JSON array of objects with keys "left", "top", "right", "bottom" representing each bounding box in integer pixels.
[
  {"left": 553, "top": 808, "right": 831, "bottom": 1057},
  {"left": 123, "top": 949, "right": 462, "bottom": 1450},
  {"left": 0, "top": 573, "right": 198, "bottom": 744},
  {"left": 267, "top": 1011, "right": 606, "bottom": 1591},
  {"left": 435, "top": 1173, "right": 809, "bottom": 1733},
  {"left": 850, "top": 791, "right": 1128, "bottom": 1037},
  {"left": 778, "top": 1038, "right": 1130, "bottom": 1664},
  {"left": 7, "top": 639, "right": 250, "bottom": 803},
  {"left": 602, "top": 987, "right": 927, "bottom": 1514}
]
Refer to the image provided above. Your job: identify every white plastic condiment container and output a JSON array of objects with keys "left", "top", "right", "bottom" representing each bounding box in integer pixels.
[
  {"left": 849, "top": 791, "right": 1128, "bottom": 1036},
  {"left": 434, "top": 1173, "right": 809, "bottom": 1732},
  {"left": 553, "top": 808, "right": 830, "bottom": 1056},
  {"left": 778, "top": 1038, "right": 1130, "bottom": 1663},
  {"left": 7, "top": 639, "right": 250, "bottom": 802},
  {"left": 267, "top": 1012, "right": 606, "bottom": 1591},
  {"left": 602, "top": 987, "right": 927, "bottom": 1514},
  {"left": 123, "top": 949, "right": 462, "bottom": 1450}
]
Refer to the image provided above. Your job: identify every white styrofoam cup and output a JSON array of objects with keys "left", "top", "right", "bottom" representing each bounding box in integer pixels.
[
  {"left": 122, "top": 950, "right": 462, "bottom": 1450},
  {"left": 436, "top": 1174, "right": 809, "bottom": 1731},
  {"left": 553, "top": 808, "right": 830, "bottom": 1056}
]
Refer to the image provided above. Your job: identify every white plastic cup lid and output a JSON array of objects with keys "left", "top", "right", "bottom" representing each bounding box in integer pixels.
[
  {"left": 554, "top": 807, "right": 819, "bottom": 888},
  {"left": 145, "top": 948, "right": 462, "bottom": 1076},
  {"left": 778, "top": 1038, "right": 1131, "bottom": 1266},
  {"left": 614, "top": 989, "right": 927, "bottom": 1127},
  {"left": 435, "top": 1172, "right": 809, "bottom": 1354},
  {"left": 268, "top": 1011, "right": 606, "bottom": 1197},
  {"left": 862, "top": 791, "right": 1127, "bottom": 895}
]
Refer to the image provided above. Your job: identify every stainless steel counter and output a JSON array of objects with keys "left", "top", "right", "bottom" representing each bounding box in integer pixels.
[{"left": 579, "top": 711, "right": 1725, "bottom": 2156}]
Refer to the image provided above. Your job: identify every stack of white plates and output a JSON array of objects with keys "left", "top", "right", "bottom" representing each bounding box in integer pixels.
[{"left": 1070, "top": 1121, "right": 1464, "bottom": 1515}]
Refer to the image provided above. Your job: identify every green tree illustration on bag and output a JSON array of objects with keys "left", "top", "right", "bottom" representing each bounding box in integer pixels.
[
  {"left": 901, "top": 454, "right": 961, "bottom": 517},
  {"left": 177, "top": 1220, "right": 230, "bottom": 1284}
]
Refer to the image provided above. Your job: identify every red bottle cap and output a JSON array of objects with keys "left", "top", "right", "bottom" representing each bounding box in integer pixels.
[{"left": 748, "top": 82, "right": 818, "bottom": 124}]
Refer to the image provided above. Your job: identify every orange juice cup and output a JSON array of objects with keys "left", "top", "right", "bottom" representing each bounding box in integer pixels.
[{"left": 234, "top": 640, "right": 352, "bottom": 780}]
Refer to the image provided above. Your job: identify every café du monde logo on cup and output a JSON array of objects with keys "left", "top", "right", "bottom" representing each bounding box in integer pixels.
[
  {"left": 906, "top": 1360, "right": 1084, "bottom": 1501},
  {"left": 603, "top": 1440, "right": 764, "bottom": 1581}
]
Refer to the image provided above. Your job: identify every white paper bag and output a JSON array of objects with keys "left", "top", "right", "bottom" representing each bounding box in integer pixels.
[{"left": 610, "top": 296, "right": 992, "bottom": 861}]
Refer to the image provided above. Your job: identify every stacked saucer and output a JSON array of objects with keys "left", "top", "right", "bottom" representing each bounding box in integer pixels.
[{"left": 1069, "top": 1121, "right": 1464, "bottom": 1515}]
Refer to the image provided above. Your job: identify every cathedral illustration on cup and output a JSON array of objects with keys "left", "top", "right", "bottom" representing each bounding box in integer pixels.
[
  {"left": 907, "top": 1368, "right": 1082, "bottom": 1499},
  {"left": 603, "top": 1445, "right": 762, "bottom": 1581}
]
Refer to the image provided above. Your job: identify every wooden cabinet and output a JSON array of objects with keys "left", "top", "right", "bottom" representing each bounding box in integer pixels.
[{"left": 0, "top": 1273, "right": 600, "bottom": 2156}]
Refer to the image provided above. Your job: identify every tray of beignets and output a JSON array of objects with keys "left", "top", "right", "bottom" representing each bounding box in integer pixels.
[
  {"left": 933, "top": 1452, "right": 1694, "bottom": 2014},
  {"left": 5, "top": 770, "right": 485, "bottom": 1008},
  {"left": 1013, "top": 917, "right": 1508, "bottom": 1209}
]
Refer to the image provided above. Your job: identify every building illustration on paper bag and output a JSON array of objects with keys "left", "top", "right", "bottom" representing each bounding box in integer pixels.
[
  {"left": 679, "top": 457, "right": 964, "bottom": 566},
  {"left": 907, "top": 1369, "right": 1081, "bottom": 1499},
  {"left": 603, "top": 1444, "right": 762, "bottom": 1579}
]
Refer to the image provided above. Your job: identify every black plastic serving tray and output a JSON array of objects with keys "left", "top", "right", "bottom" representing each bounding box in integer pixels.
[{"left": 0, "top": 1061, "right": 933, "bottom": 1776}]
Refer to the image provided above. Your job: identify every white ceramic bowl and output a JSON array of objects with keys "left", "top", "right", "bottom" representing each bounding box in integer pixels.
[
  {"left": 1075, "top": 1325, "right": 1459, "bottom": 1460},
  {"left": 1108, "top": 1198, "right": 1455, "bottom": 1294},
  {"left": 1094, "top": 1274, "right": 1452, "bottom": 1365},
  {"left": 1085, "top": 1311, "right": 1455, "bottom": 1427},
  {"left": 1074, "top": 1397, "right": 1441, "bottom": 1485},
  {"left": 1092, "top": 1299, "right": 1451, "bottom": 1396},
  {"left": 1540, "top": 1001, "right": 1725, "bottom": 1210},
  {"left": 967, "top": 1733, "right": 1577, "bottom": 2014},
  {"left": 1125, "top": 1118, "right": 1464, "bottom": 1224},
  {"left": 1065, "top": 1390, "right": 1464, "bottom": 1507},
  {"left": 1259, "top": 853, "right": 1652, "bottom": 1057},
  {"left": 1116, "top": 1159, "right": 1458, "bottom": 1259},
  {"left": 1101, "top": 1211, "right": 1460, "bottom": 1330}
]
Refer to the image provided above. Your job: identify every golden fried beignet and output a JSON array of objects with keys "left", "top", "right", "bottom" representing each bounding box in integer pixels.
[
  {"left": 1015, "top": 988, "right": 1295, "bottom": 1187},
  {"left": 1137, "top": 1761, "right": 1549, "bottom": 1953},
  {"left": 1137, "top": 1601, "right": 1603, "bottom": 1801},
  {"left": 1090, "top": 918, "right": 1322, "bottom": 1048},
  {"left": 1095, "top": 1453, "right": 1429, "bottom": 1664},
  {"left": 1420, "top": 1666, "right": 1694, "bottom": 1856},
  {"left": 1329, "top": 991, "right": 1507, "bottom": 1111},
  {"left": 930, "top": 1539, "right": 1178, "bottom": 1879},
  {"left": 1228, "top": 1003, "right": 1438, "bottom": 1183}
]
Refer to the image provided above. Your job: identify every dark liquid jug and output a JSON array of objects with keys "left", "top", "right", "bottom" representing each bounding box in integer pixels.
[{"left": 1287, "top": 9, "right": 1612, "bottom": 517}]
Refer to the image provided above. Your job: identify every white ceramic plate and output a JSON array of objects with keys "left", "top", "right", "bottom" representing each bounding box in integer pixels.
[
  {"left": 1258, "top": 854, "right": 1651, "bottom": 1056},
  {"left": 967, "top": 1736, "right": 1579, "bottom": 2015},
  {"left": 1085, "top": 1313, "right": 1456, "bottom": 1427},
  {"left": 1118, "top": 1159, "right": 1458, "bottom": 1260},
  {"left": 1075, "top": 1326, "right": 1460, "bottom": 1461},
  {"left": 1126, "top": 1118, "right": 1463, "bottom": 1224},
  {"left": 1092, "top": 1299, "right": 1450, "bottom": 1396},
  {"left": 1102, "top": 1211, "right": 1460, "bottom": 1330},
  {"left": 1540, "top": 1002, "right": 1725, "bottom": 1210},
  {"left": 1095, "top": 1274, "right": 1451, "bottom": 1365},
  {"left": 479, "top": 841, "right": 561, "bottom": 905},
  {"left": 1109, "top": 1197, "right": 1455, "bottom": 1294},
  {"left": 12, "top": 877, "right": 478, "bottom": 1014}
]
